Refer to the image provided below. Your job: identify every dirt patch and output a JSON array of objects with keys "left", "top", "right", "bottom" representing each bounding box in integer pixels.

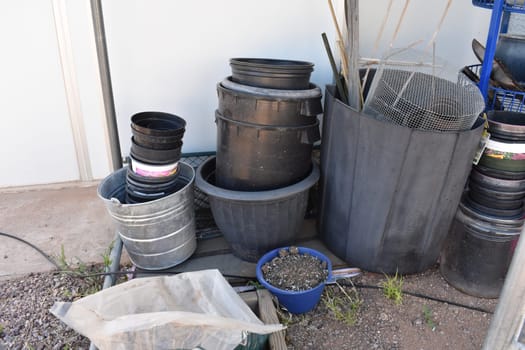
[{"left": 284, "top": 265, "right": 497, "bottom": 350}]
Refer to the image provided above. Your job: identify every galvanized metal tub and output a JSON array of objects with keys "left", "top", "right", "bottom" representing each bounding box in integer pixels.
[
  {"left": 319, "top": 85, "right": 485, "bottom": 274},
  {"left": 97, "top": 162, "right": 196, "bottom": 270}
]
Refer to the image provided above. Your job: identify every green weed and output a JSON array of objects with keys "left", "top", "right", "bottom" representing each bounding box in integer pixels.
[
  {"left": 57, "top": 245, "right": 70, "bottom": 270},
  {"left": 423, "top": 305, "right": 437, "bottom": 331},
  {"left": 323, "top": 282, "right": 362, "bottom": 326},
  {"left": 247, "top": 280, "right": 263, "bottom": 289},
  {"left": 381, "top": 271, "right": 404, "bottom": 305}
]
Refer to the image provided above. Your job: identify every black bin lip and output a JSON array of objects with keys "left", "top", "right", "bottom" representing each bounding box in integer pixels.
[
  {"left": 195, "top": 156, "right": 320, "bottom": 202},
  {"left": 230, "top": 58, "right": 314, "bottom": 71},
  {"left": 131, "top": 111, "right": 186, "bottom": 136}
]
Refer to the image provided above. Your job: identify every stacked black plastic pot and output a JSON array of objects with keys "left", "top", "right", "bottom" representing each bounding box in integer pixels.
[
  {"left": 126, "top": 112, "right": 186, "bottom": 203},
  {"left": 440, "top": 110, "right": 525, "bottom": 298},
  {"left": 195, "top": 58, "right": 322, "bottom": 262},
  {"left": 215, "top": 58, "right": 322, "bottom": 191}
]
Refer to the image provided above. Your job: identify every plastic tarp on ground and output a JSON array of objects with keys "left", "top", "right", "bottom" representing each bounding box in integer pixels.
[{"left": 50, "top": 269, "right": 284, "bottom": 350}]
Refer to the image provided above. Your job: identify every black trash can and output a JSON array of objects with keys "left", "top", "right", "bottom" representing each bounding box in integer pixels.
[{"left": 318, "top": 85, "right": 485, "bottom": 274}]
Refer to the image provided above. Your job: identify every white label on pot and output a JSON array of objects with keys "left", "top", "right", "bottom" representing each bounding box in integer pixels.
[{"left": 485, "top": 139, "right": 525, "bottom": 153}]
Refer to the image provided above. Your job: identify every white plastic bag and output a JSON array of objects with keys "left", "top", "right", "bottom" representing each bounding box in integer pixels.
[{"left": 50, "top": 269, "right": 284, "bottom": 350}]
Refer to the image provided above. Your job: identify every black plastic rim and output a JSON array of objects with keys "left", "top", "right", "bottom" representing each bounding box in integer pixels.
[
  {"left": 126, "top": 175, "right": 179, "bottom": 193},
  {"left": 474, "top": 164, "right": 525, "bottom": 180},
  {"left": 131, "top": 111, "right": 186, "bottom": 136},
  {"left": 468, "top": 180, "right": 525, "bottom": 200},
  {"left": 467, "top": 190, "right": 524, "bottom": 210},
  {"left": 465, "top": 195, "right": 524, "bottom": 219},
  {"left": 230, "top": 58, "right": 314, "bottom": 71},
  {"left": 132, "top": 129, "right": 184, "bottom": 150},
  {"left": 130, "top": 137, "right": 182, "bottom": 164}
]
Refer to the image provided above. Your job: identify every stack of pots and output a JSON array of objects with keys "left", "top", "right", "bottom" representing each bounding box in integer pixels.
[
  {"left": 97, "top": 111, "right": 197, "bottom": 271},
  {"left": 215, "top": 58, "right": 322, "bottom": 191},
  {"left": 127, "top": 112, "right": 186, "bottom": 203},
  {"left": 196, "top": 58, "right": 322, "bottom": 262},
  {"left": 440, "top": 110, "right": 525, "bottom": 298}
]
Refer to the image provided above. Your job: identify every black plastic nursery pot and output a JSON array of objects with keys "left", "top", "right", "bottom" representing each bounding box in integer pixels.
[
  {"left": 230, "top": 58, "right": 314, "bottom": 90},
  {"left": 125, "top": 175, "right": 181, "bottom": 204},
  {"left": 130, "top": 137, "right": 182, "bottom": 165},
  {"left": 130, "top": 111, "right": 186, "bottom": 155},
  {"left": 195, "top": 157, "right": 320, "bottom": 262},
  {"left": 487, "top": 110, "right": 525, "bottom": 141},
  {"left": 470, "top": 165, "right": 525, "bottom": 192},
  {"left": 474, "top": 164, "right": 525, "bottom": 180},
  {"left": 132, "top": 132, "right": 184, "bottom": 150},
  {"left": 131, "top": 111, "right": 186, "bottom": 136},
  {"left": 215, "top": 111, "right": 320, "bottom": 191},
  {"left": 318, "top": 85, "right": 485, "bottom": 274},
  {"left": 440, "top": 201, "right": 521, "bottom": 298}
]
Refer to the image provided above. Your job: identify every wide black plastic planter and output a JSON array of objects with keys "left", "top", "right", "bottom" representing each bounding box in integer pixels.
[
  {"left": 196, "top": 156, "right": 320, "bottom": 262},
  {"left": 318, "top": 86, "right": 485, "bottom": 274}
]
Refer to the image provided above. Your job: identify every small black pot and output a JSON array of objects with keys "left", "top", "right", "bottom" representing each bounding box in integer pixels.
[
  {"left": 131, "top": 111, "right": 186, "bottom": 136},
  {"left": 130, "top": 137, "right": 182, "bottom": 165}
]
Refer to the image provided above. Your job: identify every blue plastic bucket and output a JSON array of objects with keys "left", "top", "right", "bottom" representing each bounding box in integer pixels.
[{"left": 256, "top": 247, "right": 332, "bottom": 314}]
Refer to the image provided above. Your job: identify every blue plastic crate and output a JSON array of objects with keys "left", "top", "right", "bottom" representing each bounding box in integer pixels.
[
  {"left": 488, "top": 86, "right": 525, "bottom": 112},
  {"left": 472, "top": 0, "right": 525, "bottom": 13},
  {"left": 465, "top": 64, "right": 525, "bottom": 112}
]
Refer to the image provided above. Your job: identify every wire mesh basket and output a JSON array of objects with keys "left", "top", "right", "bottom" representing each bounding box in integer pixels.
[
  {"left": 363, "top": 48, "right": 485, "bottom": 132},
  {"left": 464, "top": 64, "right": 525, "bottom": 112}
]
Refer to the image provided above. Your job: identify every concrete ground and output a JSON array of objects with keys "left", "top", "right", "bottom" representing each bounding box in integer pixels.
[
  {"left": 0, "top": 182, "right": 120, "bottom": 279},
  {"left": 0, "top": 180, "right": 341, "bottom": 281}
]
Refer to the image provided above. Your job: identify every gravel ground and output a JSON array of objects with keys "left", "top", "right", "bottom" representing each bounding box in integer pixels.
[
  {"left": 0, "top": 271, "right": 99, "bottom": 349},
  {"left": 0, "top": 265, "right": 498, "bottom": 349}
]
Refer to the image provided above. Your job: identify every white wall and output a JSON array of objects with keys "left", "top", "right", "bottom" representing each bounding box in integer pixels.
[
  {"left": 359, "top": 1, "right": 491, "bottom": 70},
  {"left": 102, "top": 0, "right": 491, "bottom": 156},
  {"left": 0, "top": 1, "right": 79, "bottom": 187},
  {"left": 1, "top": 0, "right": 493, "bottom": 187},
  {"left": 0, "top": 0, "right": 111, "bottom": 187},
  {"left": 65, "top": 0, "right": 112, "bottom": 180},
  {"left": 101, "top": 0, "right": 335, "bottom": 155}
]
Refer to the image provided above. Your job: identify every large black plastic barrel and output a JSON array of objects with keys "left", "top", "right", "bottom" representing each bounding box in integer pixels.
[
  {"left": 318, "top": 86, "right": 485, "bottom": 274},
  {"left": 440, "top": 200, "right": 521, "bottom": 298},
  {"left": 215, "top": 111, "right": 320, "bottom": 191},
  {"left": 216, "top": 83, "right": 322, "bottom": 126}
]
